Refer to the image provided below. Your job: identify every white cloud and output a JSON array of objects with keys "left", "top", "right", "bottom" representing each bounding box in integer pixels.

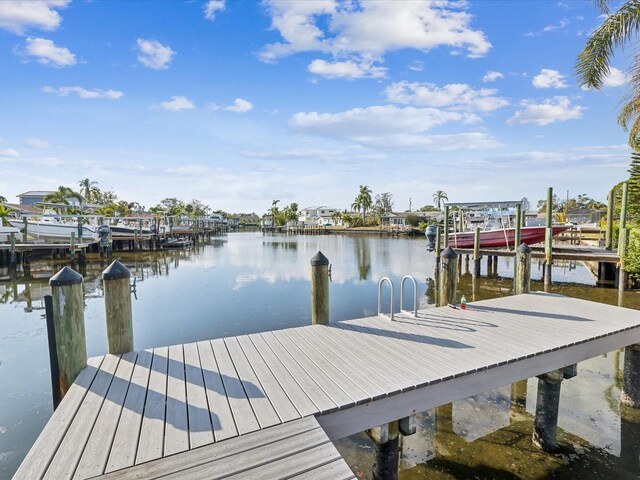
[
  {"left": 24, "top": 137, "right": 52, "bottom": 149},
  {"left": 0, "top": 0, "right": 69, "bottom": 34},
  {"left": 204, "top": 0, "right": 225, "bottom": 21},
  {"left": 603, "top": 67, "right": 629, "bottom": 87},
  {"left": 240, "top": 148, "right": 387, "bottom": 162},
  {"left": 508, "top": 96, "right": 584, "bottom": 126},
  {"left": 308, "top": 58, "right": 386, "bottom": 79},
  {"left": 289, "top": 104, "right": 498, "bottom": 150},
  {"left": 385, "top": 81, "right": 509, "bottom": 112},
  {"left": 211, "top": 98, "right": 253, "bottom": 113},
  {"left": 22, "top": 37, "right": 75, "bottom": 67},
  {"left": 0, "top": 148, "right": 19, "bottom": 158},
  {"left": 136, "top": 39, "right": 175, "bottom": 70},
  {"left": 532, "top": 69, "right": 568, "bottom": 89},
  {"left": 525, "top": 18, "right": 569, "bottom": 36},
  {"left": 42, "top": 86, "right": 123, "bottom": 99},
  {"left": 159, "top": 96, "right": 195, "bottom": 111},
  {"left": 260, "top": 0, "right": 491, "bottom": 73},
  {"left": 408, "top": 60, "right": 424, "bottom": 72},
  {"left": 482, "top": 70, "right": 503, "bottom": 82}
]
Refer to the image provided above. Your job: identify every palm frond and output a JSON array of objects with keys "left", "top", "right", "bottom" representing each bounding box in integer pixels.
[
  {"left": 594, "top": 0, "right": 610, "bottom": 15},
  {"left": 576, "top": 1, "right": 640, "bottom": 89}
]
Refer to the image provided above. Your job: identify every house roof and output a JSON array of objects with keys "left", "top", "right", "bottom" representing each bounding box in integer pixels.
[
  {"left": 301, "top": 206, "right": 336, "bottom": 211},
  {"left": 17, "top": 190, "right": 55, "bottom": 197},
  {"left": 2, "top": 203, "right": 41, "bottom": 214},
  {"left": 381, "top": 211, "right": 440, "bottom": 218}
]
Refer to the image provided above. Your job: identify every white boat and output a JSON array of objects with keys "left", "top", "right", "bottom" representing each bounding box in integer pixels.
[
  {"left": 8, "top": 216, "right": 99, "bottom": 243},
  {"left": 0, "top": 226, "right": 23, "bottom": 243}
]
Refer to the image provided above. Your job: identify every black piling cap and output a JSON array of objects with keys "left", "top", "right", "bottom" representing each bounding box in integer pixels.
[
  {"left": 517, "top": 243, "right": 532, "bottom": 253},
  {"left": 442, "top": 246, "right": 458, "bottom": 258},
  {"left": 49, "top": 266, "right": 83, "bottom": 287},
  {"left": 102, "top": 260, "right": 131, "bottom": 280},
  {"left": 310, "top": 251, "right": 329, "bottom": 266}
]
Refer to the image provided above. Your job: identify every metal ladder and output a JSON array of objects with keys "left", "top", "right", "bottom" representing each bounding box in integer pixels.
[{"left": 377, "top": 275, "right": 418, "bottom": 320}]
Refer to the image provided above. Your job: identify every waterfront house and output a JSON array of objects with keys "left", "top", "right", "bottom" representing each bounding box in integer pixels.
[
  {"left": 17, "top": 190, "right": 84, "bottom": 207},
  {"left": 298, "top": 206, "right": 338, "bottom": 226},
  {"left": 380, "top": 211, "right": 440, "bottom": 227}
]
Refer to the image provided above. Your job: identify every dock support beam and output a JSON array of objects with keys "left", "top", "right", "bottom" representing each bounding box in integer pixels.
[
  {"left": 310, "top": 251, "right": 329, "bottom": 325},
  {"left": 49, "top": 267, "right": 87, "bottom": 398},
  {"left": 472, "top": 227, "right": 481, "bottom": 277},
  {"left": 514, "top": 243, "right": 531, "bottom": 295},
  {"left": 439, "top": 247, "right": 458, "bottom": 307},
  {"left": 621, "top": 344, "right": 640, "bottom": 407},
  {"left": 367, "top": 421, "right": 400, "bottom": 480},
  {"left": 103, "top": 260, "right": 134, "bottom": 354},
  {"left": 532, "top": 366, "right": 576, "bottom": 451}
]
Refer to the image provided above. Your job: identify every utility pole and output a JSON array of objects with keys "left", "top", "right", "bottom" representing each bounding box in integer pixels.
[{"left": 409, "top": 197, "right": 412, "bottom": 212}]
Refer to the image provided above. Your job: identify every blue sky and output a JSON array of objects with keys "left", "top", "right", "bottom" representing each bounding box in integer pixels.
[{"left": 0, "top": 0, "right": 633, "bottom": 213}]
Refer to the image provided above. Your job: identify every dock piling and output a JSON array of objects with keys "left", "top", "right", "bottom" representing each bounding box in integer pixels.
[
  {"left": 310, "top": 251, "right": 329, "bottom": 325},
  {"left": 622, "top": 344, "right": 640, "bottom": 407},
  {"left": 439, "top": 247, "right": 458, "bottom": 307},
  {"left": 70, "top": 232, "right": 76, "bottom": 264},
  {"left": 472, "top": 227, "right": 481, "bottom": 277},
  {"left": 514, "top": 243, "right": 532, "bottom": 294},
  {"left": 544, "top": 187, "right": 553, "bottom": 287},
  {"left": 49, "top": 267, "right": 87, "bottom": 398},
  {"left": 9, "top": 232, "right": 17, "bottom": 270},
  {"left": 443, "top": 205, "right": 450, "bottom": 248},
  {"left": 44, "top": 295, "right": 62, "bottom": 409},
  {"left": 532, "top": 369, "right": 563, "bottom": 451},
  {"left": 515, "top": 203, "right": 522, "bottom": 249},
  {"left": 102, "top": 260, "right": 134, "bottom": 354},
  {"left": 367, "top": 421, "right": 400, "bottom": 480}
]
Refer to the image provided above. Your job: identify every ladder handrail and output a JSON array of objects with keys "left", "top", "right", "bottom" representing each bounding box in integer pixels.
[
  {"left": 377, "top": 277, "right": 395, "bottom": 321},
  {"left": 400, "top": 275, "right": 418, "bottom": 317}
]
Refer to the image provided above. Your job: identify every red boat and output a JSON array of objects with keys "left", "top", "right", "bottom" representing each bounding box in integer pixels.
[{"left": 448, "top": 225, "right": 570, "bottom": 249}]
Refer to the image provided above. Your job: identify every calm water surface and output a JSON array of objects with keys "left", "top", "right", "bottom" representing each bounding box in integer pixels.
[{"left": 0, "top": 232, "right": 638, "bottom": 479}]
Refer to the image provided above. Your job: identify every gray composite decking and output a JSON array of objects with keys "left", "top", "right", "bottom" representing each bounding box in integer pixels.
[{"left": 14, "top": 292, "right": 640, "bottom": 479}]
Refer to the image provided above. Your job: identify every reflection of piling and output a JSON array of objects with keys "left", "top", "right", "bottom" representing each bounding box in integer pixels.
[
  {"left": 509, "top": 380, "right": 528, "bottom": 424},
  {"left": 310, "top": 251, "right": 329, "bottom": 325},
  {"left": 620, "top": 403, "right": 640, "bottom": 472},
  {"left": 49, "top": 267, "right": 87, "bottom": 398},
  {"left": 514, "top": 243, "right": 531, "bottom": 295},
  {"left": 439, "top": 247, "right": 458, "bottom": 307},
  {"left": 103, "top": 260, "right": 134, "bottom": 354},
  {"left": 621, "top": 344, "right": 640, "bottom": 407},
  {"left": 472, "top": 227, "right": 481, "bottom": 277}
]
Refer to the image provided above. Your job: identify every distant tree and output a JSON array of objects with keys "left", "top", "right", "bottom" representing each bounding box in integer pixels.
[
  {"left": 432, "top": 190, "right": 448, "bottom": 210},
  {"left": 156, "top": 198, "right": 185, "bottom": 217},
  {"left": 94, "top": 189, "right": 118, "bottom": 205},
  {"left": 418, "top": 205, "right": 439, "bottom": 212},
  {"left": 405, "top": 214, "right": 420, "bottom": 227},
  {"left": 352, "top": 185, "right": 373, "bottom": 224},
  {"left": 44, "top": 185, "right": 83, "bottom": 205},
  {"left": 537, "top": 194, "right": 561, "bottom": 213},
  {"left": 269, "top": 199, "right": 280, "bottom": 226},
  {"left": 0, "top": 195, "right": 6, "bottom": 204},
  {"left": 373, "top": 192, "right": 394, "bottom": 216},
  {"left": 78, "top": 178, "right": 100, "bottom": 203},
  {"left": 281, "top": 202, "right": 299, "bottom": 225},
  {"left": 185, "top": 199, "right": 210, "bottom": 218},
  {"left": 629, "top": 151, "right": 640, "bottom": 216},
  {"left": 0, "top": 204, "right": 10, "bottom": 226}
]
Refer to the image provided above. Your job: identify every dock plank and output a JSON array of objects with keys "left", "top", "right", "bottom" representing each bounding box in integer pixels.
[
  {"left": 183, "top": 342, "right": 214, "bottom": 449},
  {"left": 74, "top": 352, "right": 137, "bottom": 478},
  {"left": 105, "top": 350, "right": 153, "bottom": 473},
  {"left": 164, "top": 344, "right": 189, "bottom": 456},
  {"left": 135, "top": 347, "right": 168, "bottom": 464},
  {"left": 210, "top": 338, "right": 260, "bottom": 435}
]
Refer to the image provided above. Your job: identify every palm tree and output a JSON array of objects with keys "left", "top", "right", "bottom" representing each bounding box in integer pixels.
[
  {"left": 433, "top": 190, "right": 448, "bottom": 211},
  {"left": 44, "top": 185, "right": 83, "bottom": 206},
  {"left": 0, "top": 205, "right": 10, "bottom": 226},
  {"left": 576, "top": 1, "right": 639, "bottom": 148},
  {"left": 78, "top": 178, "right": 99, "bottom": 203},
  {"left": 352, "top": 185, "right": 373, "bottom": 225},
  {"left": 269, "top": 199, "right": 280, "bottom": 226}
]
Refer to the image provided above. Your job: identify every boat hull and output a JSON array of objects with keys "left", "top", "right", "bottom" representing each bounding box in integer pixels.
[
  {"left": 447, "top": 226, "right": 570, "bottom": 249},
  {"left": 8, "top": 219, "right": 99, "bottom": 243}
]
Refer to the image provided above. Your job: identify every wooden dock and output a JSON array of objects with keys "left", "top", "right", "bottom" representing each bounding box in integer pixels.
[
  {"left": 14, "top": 292, "right": 640, "bottom": 479},
  {"left": 453, "top": 245, "right": 620, "bottom": 263}
]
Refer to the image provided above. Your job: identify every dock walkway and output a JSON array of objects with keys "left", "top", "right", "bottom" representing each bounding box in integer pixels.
[
  {"left": 14, "top": 292, "right": 640, "bottom": 479},
  {"left": 453, "top": 245, "right": 620, "bottom": 263}
]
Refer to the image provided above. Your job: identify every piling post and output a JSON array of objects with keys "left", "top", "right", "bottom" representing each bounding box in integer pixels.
[
  {"left": 77, "top": 217, "right": 83, "bottom": 244},
  {"left": 544, "top": 187, "right": 553, "bottom": 287},
  {"left": 70, "top": 231, "right": 76, "bottom": 264},
  {"left": 618, "top": 182, "right": 629, "bottom": 292},
  {"left": 515, "top": 203, "right": 522, "bottom": 249},
  {"left": 439, "top": 247, "right": 458, "bottom": 307},
  {"left": 514, "top": 243, "right": 532, "bottom": 295},
  {"left": 9, "top": 232, "right": 17, "bottom": 270},
  {"left": 102, "top": 260, "right": 134, "bottom": 354},
  {"left": 434, "top": 226, "right": 442, "bottom": 267},
  {"left": 443, "top": 205, "right": 450, "bottom": 248},
  {"left": 605, "top": 188, "right": 614, "bottom": 250},
  {"left": 310, "top": 251, "right": 329, "bottom": 325},
  {"left": 532, "top": 369, "right": 564, "bottom": 451},
  {"left": 44, "top": 295, "right": 62, "bottom": 409},
  {"left": 367, "top": 421, "right": 400, "bottom": 480},
  {"left": 23, "top": 217, "right": 28, "bottom": 243},
  {"left": 49, "top": 267, "right": 87, "bottom": 398}
]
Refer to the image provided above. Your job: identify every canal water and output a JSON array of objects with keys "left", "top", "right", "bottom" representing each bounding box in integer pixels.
[{"left": 0, "top": 232, "right": 638, "bottom": 479}]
